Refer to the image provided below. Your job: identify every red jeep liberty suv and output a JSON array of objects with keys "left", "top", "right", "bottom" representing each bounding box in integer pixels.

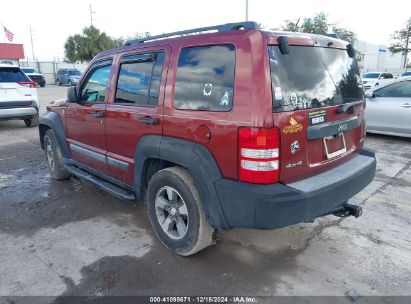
[{"left": 39, "top": 22, "right": 376, "bottom": 255}]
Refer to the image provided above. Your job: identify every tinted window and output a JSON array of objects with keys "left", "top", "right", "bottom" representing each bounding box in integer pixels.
[
  {"left": 174, "top": 45, "right": 235, "bottom": 111},
  {"left": 115, "top": 52, "right": 165, "bottom": 106},
  {"left": 269, "top": 46, "right": 363, "bottom": 112},
  {"left": 80, "top": 65, "right": 111, "bottom": 103},
  {"left": 401, "top": 72, "right": 411, "bottom": 76},
  {"left": 0, "top": 67, "right": 31, "bottom": 83},
  {"left": 149, "top": 52, "right": 165, "bottom": 106},
  {"left": 374, "top": 81, "right": 411, "bottom": 98},
  {"left": 68, "top": 70, "right": 81, "bottom": 76},
  {"left": 362, "top": 73, "right": 380, "bottom": 79},
  {"left": 21, "top": 68, "right": 35, "bottom": 73}
]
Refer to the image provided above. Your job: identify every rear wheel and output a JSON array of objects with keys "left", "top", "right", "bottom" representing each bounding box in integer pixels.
[
  {"left": 56, "top": 79, "right": 60, "bottom": 86},
  {"left": 24, "top": 114, "right": 39, "bottom": 127},
  {"left": 147, "top": 167, "right": 215, "bottom": 256},
  {"left": 68, "top": 79, "right": 72, "bottom": 86},
  {"left": 43, "top": 129, "right": 70, "bottom": 180}
]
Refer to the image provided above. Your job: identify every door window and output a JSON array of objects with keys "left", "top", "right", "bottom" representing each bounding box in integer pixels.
[
  {"left": 174, "top": 44, "right": 236, "bottom": 111},
  {"left": 80, "top": 64, "right": 111, "bottom": 103},
  {"left": 374, "top": 81, "right": 411, "bottom": 98},
  {"left": 115, "top": 51, "right": 165, "bottom": 106}
]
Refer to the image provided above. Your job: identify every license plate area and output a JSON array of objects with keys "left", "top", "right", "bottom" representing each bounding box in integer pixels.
[{"left": 323, "top": 133, "right": 347, "bottom": 159}]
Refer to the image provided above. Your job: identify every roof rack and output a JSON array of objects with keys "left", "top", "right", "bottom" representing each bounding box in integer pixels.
[{"left": 124, "top": 21, "right": 259, "bottom": 46}]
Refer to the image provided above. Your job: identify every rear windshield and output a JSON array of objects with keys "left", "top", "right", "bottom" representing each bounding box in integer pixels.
[
  {"left": 269, "top": 46, "right": 363, "bottom": 112},
  {"left": 362, "top": 73, "right": 380, "bottom": 79},
  {"left": 68, "top": 70, "right": 81, "bottom": 76},
  {"left": 0, "top": 67, "right": 31, "bottom": 83},
  {"left": 21, "top": 68, "right": 36, "bottom": 73}
]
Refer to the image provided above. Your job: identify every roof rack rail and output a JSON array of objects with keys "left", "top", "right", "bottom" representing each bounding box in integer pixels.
[{"left": 124, "top": 21, "right": 259, "bottom": 46}]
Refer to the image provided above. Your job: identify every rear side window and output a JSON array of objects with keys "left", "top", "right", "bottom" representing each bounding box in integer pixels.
[
  {"left": 115, "top": 51, "right": 165, "bottom": 106},
  {"left": 269, "top": 46, "right": 363, "bottom": 112},
  {"left": 374, "top": 80, "right": 411, "bottom": 97},
  {"left": 0, "top": 68, "right": 30, "bottom": 83},
  {"left": 174, "top": 44, "right": 235, "bottom": 111}
]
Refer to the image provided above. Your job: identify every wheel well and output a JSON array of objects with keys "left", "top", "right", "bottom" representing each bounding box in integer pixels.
[
  {"left": 142, "top": 158, "right": 181, "bottom": 190},
  {"left": 39, "top": 124, "right": 51, "bottom": 149}
]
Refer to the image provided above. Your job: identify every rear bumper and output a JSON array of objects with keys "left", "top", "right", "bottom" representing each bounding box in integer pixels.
[
  {"left": 215, "top": 149, "right": 376, "bottom": 229},
  {"left": 0, "top": 107, "right": 38, "bottom": 119}
]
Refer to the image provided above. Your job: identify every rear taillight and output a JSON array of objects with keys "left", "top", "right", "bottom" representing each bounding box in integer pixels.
[
  {"left": 17, "top": 82, "right": 37, "bottom": 88},
  {"left": 238, "top": 127, "right": 280, "bottom": 184}
]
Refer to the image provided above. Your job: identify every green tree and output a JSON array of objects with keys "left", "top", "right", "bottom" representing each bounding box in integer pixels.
[
  {"left": 64, "top": 26, "right": 115, "bottom": 62},
  {"left": 280, "top": 12, "right": 357, "bottom": 44},
  {"left": 112, "top": 32, "right": 151, "bottom": 48},
  {"left": 388, "top": 18, "right": 411, "bottom": 68}
]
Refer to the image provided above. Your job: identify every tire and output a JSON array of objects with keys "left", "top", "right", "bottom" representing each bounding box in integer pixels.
[
  {"left": 24, "top": 114, "right": 39, "bottom": 127},
  {"left": 40, "top": 83, "right": 45, "bottom": 88},
  {"left": 147, "top": 167, "right": 215, "bottom": 256},
  {"left": 43, "top": 129, "right": 70, "bottom": 180},
  {"left": 56, "top": 79, "right": 60, "bottom": 86},
  {"left": 68, "top": 79, "right": 72, "bottom": 86}
]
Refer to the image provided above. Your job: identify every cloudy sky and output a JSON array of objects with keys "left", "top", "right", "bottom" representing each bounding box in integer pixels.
[{"left": 1, "top": 0, "right": 410, "bottom": 60}]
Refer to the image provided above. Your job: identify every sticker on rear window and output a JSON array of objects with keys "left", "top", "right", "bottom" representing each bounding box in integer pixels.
[
  {"left": 274, "top": 87, "right": 283, "bottom": 100},
  {"left": 308, "top": 110, "right": 327, "bottom": 126}
]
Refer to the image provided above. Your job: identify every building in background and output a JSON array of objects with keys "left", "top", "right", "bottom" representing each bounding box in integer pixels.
[
  {"left": 355, "top": 40, "right": 407, "bottom": 75},
  {"left": 0, "top": 43, "right": 25, "bottom": 65}
]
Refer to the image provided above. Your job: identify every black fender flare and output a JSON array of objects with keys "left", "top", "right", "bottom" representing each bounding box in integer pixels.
[
  {"left": 38, "top": 111, "right": 70, "bottom": 158},
  {"left": 134, "top": 135, "right": 230, "bottom": 230}
]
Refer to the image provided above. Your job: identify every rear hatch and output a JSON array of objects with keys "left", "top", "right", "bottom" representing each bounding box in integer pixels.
[
  {"left": 0, "top": 66, "right": 34, "bottom": 105},
  {"left": 267, "top": 40, "right": 366, "bottom": 183}
]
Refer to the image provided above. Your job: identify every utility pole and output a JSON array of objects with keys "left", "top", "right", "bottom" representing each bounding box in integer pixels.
[
  {"left": 29, "top": 25, "right": 35, "bottom": 62},
  {"left": 89, "top": 4, "right": 96, "bottom": 26},
  {"left": 245, "top": 0, "right": 249, "bottom": 21},
  {"left": 403, "top": 25, "right": 410, "bottom": 69}
]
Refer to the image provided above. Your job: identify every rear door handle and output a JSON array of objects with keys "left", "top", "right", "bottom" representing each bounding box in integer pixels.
[
  {"left": 90, "top": 111, "right": 105, "bottom": 118},
  {"left": 400, "top": 103, "right": 411, "bottom": 108},
  {"left": 138, "top": 116, "right": 158, "bottom": 125}
]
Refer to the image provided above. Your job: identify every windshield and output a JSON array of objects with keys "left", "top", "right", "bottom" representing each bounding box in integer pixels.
[
  {"left": 68, "top": 70, "right": 81, "bottom": 76},
  {"left": 362, "top": 73, "right": 380, "bottom": 79},
  {"left": 0, "top": 67, "right": 31, "bottom": 83},
  {"left": 21, "top": 68, "right": 36, "bottom": 73},
  {"left": 269, "top": 46, "right": 363, "bottom": 112}
]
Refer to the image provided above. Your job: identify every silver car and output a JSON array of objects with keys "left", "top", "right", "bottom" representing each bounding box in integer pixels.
[{"left": 365, "top": 76, "right": 411, "bottom": 138}]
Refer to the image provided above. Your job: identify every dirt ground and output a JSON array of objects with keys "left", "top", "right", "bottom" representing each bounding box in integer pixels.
[{"left": 0, "top": 86, "right": 410, "bottom": 303}]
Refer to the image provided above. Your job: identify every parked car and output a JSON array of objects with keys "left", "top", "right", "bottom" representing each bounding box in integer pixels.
[
  {"left": 362, "top": 72, "right": 394, "bottom": 90},
  {"left": 0, "top": 64, "right": 39, "bottom": 127},
  {"left": 21, "top": 67, "right": 46, "bottom": 87},
  {"left": 400, "top": 71, "right": 411, "bottom": 77},
  {"left": 39, "top": 22, "right": 376, "bottom": 256},
  {"left": 365, "top": 76, "right": 411, "bottom": 137},
  {"left": 56, "top": 68, "right": 82, "bottom": 86}
]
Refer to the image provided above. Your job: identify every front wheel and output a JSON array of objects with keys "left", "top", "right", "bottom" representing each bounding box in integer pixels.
[
  {"left": 147, "top": 167, "right": 215, "bottom": 256},
  {"left": 43, "top": 129, "right": 70, "bottom": 180}
]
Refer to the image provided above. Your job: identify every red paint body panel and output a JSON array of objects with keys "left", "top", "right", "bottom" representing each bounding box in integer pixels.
[{"left": 52, "top": 28, "right": 364, "bottom": 187}]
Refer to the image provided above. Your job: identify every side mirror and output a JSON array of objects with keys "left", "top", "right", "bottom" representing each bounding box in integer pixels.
[{"left": 67, "top": 86, "right": 78, "bottom": 103}]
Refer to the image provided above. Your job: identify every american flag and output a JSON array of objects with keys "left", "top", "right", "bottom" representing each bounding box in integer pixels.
[{"left": 3, "top": 26, "right": 14, "bottom": 42}]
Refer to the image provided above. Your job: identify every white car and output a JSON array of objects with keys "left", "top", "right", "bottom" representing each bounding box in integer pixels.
[
  {"left": 365, "top": 76, "right": 411, "bottom": 138},
  {"left": 362, "top": 72, "right": 394, "bottom": 90},
  {"left": 0, "top": 64, "right": 39, "bottom": 127}
]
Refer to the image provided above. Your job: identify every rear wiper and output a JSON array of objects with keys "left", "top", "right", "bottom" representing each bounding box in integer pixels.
[{"left": 336, "top": 100, "right": 364, "bottom": 114}]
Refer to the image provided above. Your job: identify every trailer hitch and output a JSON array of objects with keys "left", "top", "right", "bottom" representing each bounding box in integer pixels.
[{"left": 333, "top": 203, "right": 363, "bottom": 218}]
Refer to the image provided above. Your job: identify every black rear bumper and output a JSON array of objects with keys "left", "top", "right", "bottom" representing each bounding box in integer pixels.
[{"left": 215, "top": 149, "right": 376, "bottom": 229}]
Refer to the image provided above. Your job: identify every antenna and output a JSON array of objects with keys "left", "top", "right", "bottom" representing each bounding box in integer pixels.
[{"left": 89, "top": 4, "right": 96, "bottom": 26}]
